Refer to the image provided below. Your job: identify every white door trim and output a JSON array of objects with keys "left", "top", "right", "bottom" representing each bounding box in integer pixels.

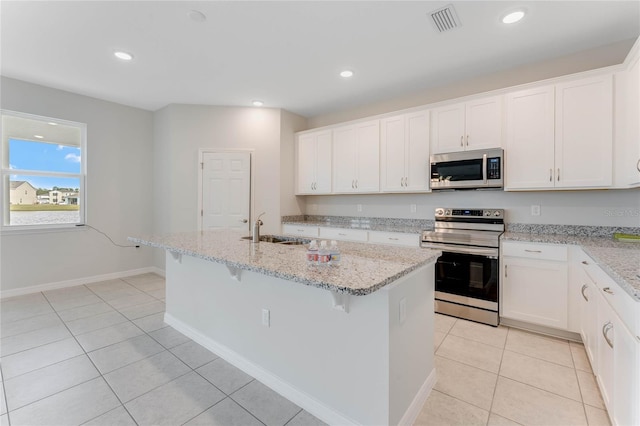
[{"left": 197, "top": 149, "right": 255, "bottom": 232}]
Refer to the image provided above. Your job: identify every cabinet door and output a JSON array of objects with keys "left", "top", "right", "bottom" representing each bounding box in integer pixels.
[
  {"left": 578, "top": 267, "right": 598, "bottom": 369},
  {"left": 627, "top": 57, "right": 640, "bottom": 186},
  {"left": 555, "top": 75, "right": 613, "bottom": 188},
  {"left": 405, "top": 111, "right": 430, "bottom": 191},
  {"left": 505, "top": 86, "right": 556, "bottom": 190},
  {"left": 296, "top": 134, "right": 317, "bottom": 194},
  {"left": 315, "top": 131, "right": 332, "bottom": 193},
  {"left": 332, "top": 125, "right": 357, "bottom": 193},
  {"left": 380, "top": 115, "right": 406, "bottom": 192},
  {"left": 431, "top": 103, "right": 465, "bottom": 154},
  {"left": 354, "top": 120, "right": 380, "bottom": 192},
  {"left": 612, "top": 316, "right": 639, "bottom": 426},
  {"left": 596, "top": 290, "right": 615, "bottom": 413},
  {"left": 465, "top": 96, "right": 503, "bottom": 151},
  {"left": 502, "top": 257, "right": 568, "bottom": 329}
]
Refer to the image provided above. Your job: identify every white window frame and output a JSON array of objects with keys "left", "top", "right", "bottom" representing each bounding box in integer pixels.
[{"left": 1, "top": 110, "right": 87, "bottom": 233}]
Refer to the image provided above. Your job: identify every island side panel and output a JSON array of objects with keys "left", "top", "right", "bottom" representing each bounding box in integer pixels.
[
  {"left": 386, "top": 264, "right": 435, "bottom": 425},
  {"left": 165, "top": 252, "right": 393, "bottom": 425}
]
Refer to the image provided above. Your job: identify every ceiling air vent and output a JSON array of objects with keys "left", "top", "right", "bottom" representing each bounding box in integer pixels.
[{"left": 429, "top": 4, "right": 461, "bottom": 33}]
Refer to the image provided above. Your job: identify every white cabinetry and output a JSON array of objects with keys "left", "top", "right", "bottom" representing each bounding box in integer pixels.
[
  {"left": 332, "top": 120, "right": 380, "bottom": 193},
  {"left": 501, "top": 241, "right": 568, "bottom": 329},
  {"left": 431, "top": 96, "right": 502, "bottom": 154},
  {"left": 555, "top": 75, "right": 613, "bottom": 188},
  {"left": 281, "top": 224, "right": 319, "bottom": 238},
  {"left": 380, "top": 110, "right": 430, "bottom": 192},
  {"left": 505, "top": 85, "right": 555, "bottom": 189},
  {"left": 319, "top": 227, "right": 368, "bottom": 242},
  {"left": 576, "top": 249, "right": 639, "bottom": 426},
  {"left": 296, "top": 130, "right": 332, "bottom": 194},
  {"left": 505, "top": 75, "right": 613, "bottom": 190},
  {"left": 368, "top": 231, "right": 419, "bottom": 247}
]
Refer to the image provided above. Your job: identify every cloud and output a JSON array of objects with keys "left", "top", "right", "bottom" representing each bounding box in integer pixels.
[
  {"left": 57, "top": 145, "right": 64, "bottom": 150},
  {"left": 9, "top": 163, "right": 17, "bottom": 169},
  {"left": 65, "top": 153, "right": 81, "bottom": 163}
]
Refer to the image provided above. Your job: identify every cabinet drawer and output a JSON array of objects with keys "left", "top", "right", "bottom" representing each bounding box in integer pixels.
[
  {"left": 319, "top": 227, "right": 368, "bottom": 242},
  {"left": 368, "top": 231, "right": 419, "bottom": 247},
  {"left": 502, "top": 241, "right": 568, "bottom": 261},
  {"left": 281, "top": 224, "right": 319, "bottom": 238}
]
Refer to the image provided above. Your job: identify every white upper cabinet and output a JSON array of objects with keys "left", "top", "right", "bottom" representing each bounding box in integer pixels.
[
  {"left": 431, "top": 96, "right": 503, "bottom": 154},
  {"left": 555, "top": 75, "right": 613, "bottom": 188},
  {"left": 505, "top": 85, "right": 556, "bottom": 189},
  {"left": 296, "top": 130, "right": 332, "bottom": 195},
  {"left": 505, "top": 75, "right": 614, "bottom": 190},
  {"left": 615, "top": 53, "right": 640, "bottom": 187},
  {"left": 380, "top": 110, "right": 430, "bottom": 192},
  {"left": 332, "top": 120, "right": 380, "bottom": 193}
]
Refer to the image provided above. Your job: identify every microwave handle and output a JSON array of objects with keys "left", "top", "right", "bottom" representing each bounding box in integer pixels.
[{"left": 482, "top": 154, "right": 487, "bottom": 184}]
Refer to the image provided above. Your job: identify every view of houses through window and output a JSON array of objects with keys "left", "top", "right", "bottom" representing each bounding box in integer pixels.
[{"left": 1, "top": 111, "right": 86, "bottom": 228}]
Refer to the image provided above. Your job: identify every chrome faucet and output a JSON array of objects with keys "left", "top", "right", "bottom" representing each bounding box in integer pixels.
[{"left": 252, "top": 212, "right": 266, "bottom": 243}]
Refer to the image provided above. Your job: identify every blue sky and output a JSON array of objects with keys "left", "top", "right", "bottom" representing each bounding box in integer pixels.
[{"left": 9, "top": 138, "right": 81, "bottom": 189}]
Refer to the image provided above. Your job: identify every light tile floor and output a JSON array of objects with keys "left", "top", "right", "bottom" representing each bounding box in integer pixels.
[
  {"left": 415, "top": 313, "right": 611, "bottom": 426},
  {"left": 0, "top": 273, "right": 608, "bottom": 426}
]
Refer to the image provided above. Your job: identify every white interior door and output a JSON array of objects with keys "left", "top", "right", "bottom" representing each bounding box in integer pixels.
[{"left": 201, "top": 151, "right": 251, "bottom": 231}]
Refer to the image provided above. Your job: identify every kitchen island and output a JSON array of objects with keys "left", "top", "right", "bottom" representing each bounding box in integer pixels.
[{"left": 130, "top": 230, "right": 441, "bottom": 426}]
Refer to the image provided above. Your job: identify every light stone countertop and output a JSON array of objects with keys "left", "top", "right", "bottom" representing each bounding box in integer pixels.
[
  {"left": 503, "top": 232, "right": 640, "bottom": 301},
  {"left": 129, "top": 230, "right": 441, "bottom": 296}
]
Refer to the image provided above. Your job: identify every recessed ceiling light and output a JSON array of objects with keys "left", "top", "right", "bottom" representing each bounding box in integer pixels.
[
  {"left": 502, "top": 10, "right": 525, "bottom": 24},
  {"left": 252, "top": 100, "right": 264, "bottom": 107},
  {"left": 187, "top": 10, "right": 207, "bottom": 22},
  {"left": 47, "top": 122, "right": 58, "bottom": 126},
  {"left": 34, "top": 135, "right": 44, "bottom": 139},
  {"left": 340, "top": 70, "right": 354, "bottom": 78},
  {"left": 114, "top": 51, "right": 134, "bottom": 61}
]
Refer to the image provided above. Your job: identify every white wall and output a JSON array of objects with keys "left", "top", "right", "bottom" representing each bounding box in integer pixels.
[
  {"left": 305, "top": 190, "right": 640, "bottom": 227},
  {"left": 1, "top": 77, "right": 154, "bottom": 293},
  {"left": 152, "top": 104, "right": 289, "bottom": 269}
]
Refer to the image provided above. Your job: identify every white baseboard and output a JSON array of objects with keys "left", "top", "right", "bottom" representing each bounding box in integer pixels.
[
  {"left": 398, "top": 368, "right": 437, "bottom": 426},
  {"left": 0, "top": 266, "right": 164, "bottom": 299},
  {"left": 165, "top": 313, "right": 360, "bottom": 426}
]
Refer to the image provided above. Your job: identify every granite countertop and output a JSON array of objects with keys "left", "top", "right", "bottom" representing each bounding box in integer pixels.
[
  {"left": 503, "top": 232, "right": 640, "bottom": 301},
  {"left": 129, "top": 230, "right": 440, "bottom": 296}
]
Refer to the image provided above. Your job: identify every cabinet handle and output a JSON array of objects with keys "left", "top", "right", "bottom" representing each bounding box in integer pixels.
[
  {"left": 338, "top": 233, "right": 347, "bottom": 236},
  {"left": 581, "top": 284, "right": 589, "bottom": 302},
  {"left": 356, "top": 180, "right": 358, "bottom": 189},
  {"left": 549, "top": 169, "right": 553, "bottom": 182},
  {"left": 504, "top": 264, "right": 508, "bottom": 278},
  {"left": 389, "top": 237, "right": 399, "bottom": 241},
  {"left": 297, "top": 229, "right": 305, "bottom": 232},
  {"left": 602, "top": 322, "right": 614, "bottom": 349},
  {"left": 466, "top": 135, "right": 469, "bottom": 146},
  {"left": 460, "top": 136, "right": 464, "bottom": 147},
  {"left": 581, "top": 260, "right": 589, "bottom": 265},
  {"left": 557, "top": 168, "right": 560, "bottom": 181},
  {"left": 637, "top": 158, "right": 640, "bottom": 172},
  {"left": 603, "top": 287, "right": 614, "bottom": 295},
  {"left": 524, "top": 249, "right": 542, "bottom": 253},
  {"left": 351, "top": 180, "right": 355, "bottom": 189}
]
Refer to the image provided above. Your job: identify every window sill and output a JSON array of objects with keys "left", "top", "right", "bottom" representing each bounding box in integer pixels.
[{"left": 1, "top": 224, "right": 88, "bottom": 236}]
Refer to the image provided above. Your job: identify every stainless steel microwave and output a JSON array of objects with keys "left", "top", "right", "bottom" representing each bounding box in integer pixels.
[{"left": 430, "top": 148, "right": 504, "bottom": 190}]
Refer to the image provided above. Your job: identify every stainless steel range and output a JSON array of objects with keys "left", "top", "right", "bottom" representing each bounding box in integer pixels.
[{"left": 421, "top": 208, "right": 505, "bottom": 326}]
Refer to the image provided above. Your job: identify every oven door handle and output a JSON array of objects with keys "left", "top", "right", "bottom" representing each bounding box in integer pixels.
[{"left": 421, "top": 242, "right": 499, "bottom": 258}]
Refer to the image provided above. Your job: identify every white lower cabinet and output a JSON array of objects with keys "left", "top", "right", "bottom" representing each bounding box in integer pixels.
[
  {"left": 501, "top": 242, "right": 569, "bottom": 330},
  {"left": 577, "top": 249, "right": 639, "bottom": 426},
  {"left": 319, "top": 227, "right": 368, "bottom": 242},
  {"left": 281, "top": 224, "right": 319, "bottom": 238},
  {"left": 368, "top": 231, "right": 419, "bottom": 247}
]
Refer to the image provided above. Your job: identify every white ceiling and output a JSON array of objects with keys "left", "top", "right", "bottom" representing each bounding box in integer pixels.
[{"left": 1, "top": 1, "right": 639, "bottom": 118}]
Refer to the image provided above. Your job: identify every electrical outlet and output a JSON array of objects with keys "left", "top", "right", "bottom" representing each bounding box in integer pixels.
[
  {"left": 531, "top": 205, "right": 541, "bottom": 216},
  {"left": 399, "top": 298, "right": 407, "bottom": 324},
  {"left": 357, "top": 204, "right": 362, "bottom": 212},
  {"left": 262, "top": 308, "right": 270, "bottom": 327},
  {"left": 410, "top": 204, "right": 417, "bottom": 213}
]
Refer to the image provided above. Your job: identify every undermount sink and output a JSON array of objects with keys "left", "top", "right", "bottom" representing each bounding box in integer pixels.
[{"left": 240, "top": 235, "right": 308, "bottom": 245}]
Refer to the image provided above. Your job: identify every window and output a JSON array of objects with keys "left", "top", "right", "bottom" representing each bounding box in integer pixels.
[{"left": 1, "top": 110, "right": 87, "bottom": 230}]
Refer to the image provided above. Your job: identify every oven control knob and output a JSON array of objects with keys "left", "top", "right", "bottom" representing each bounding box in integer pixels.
[
  {"left": 445, "top": 209, "right": 451, "bottom": 216},
  {"left": 494, "top": 211, "right": 501, "bottom": 217},
  {"left": 484, "top": 210, "right": 491, "bottom": 217},
  {"left": 435, "top": 208, "right": 444, "bottom": 216}
]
